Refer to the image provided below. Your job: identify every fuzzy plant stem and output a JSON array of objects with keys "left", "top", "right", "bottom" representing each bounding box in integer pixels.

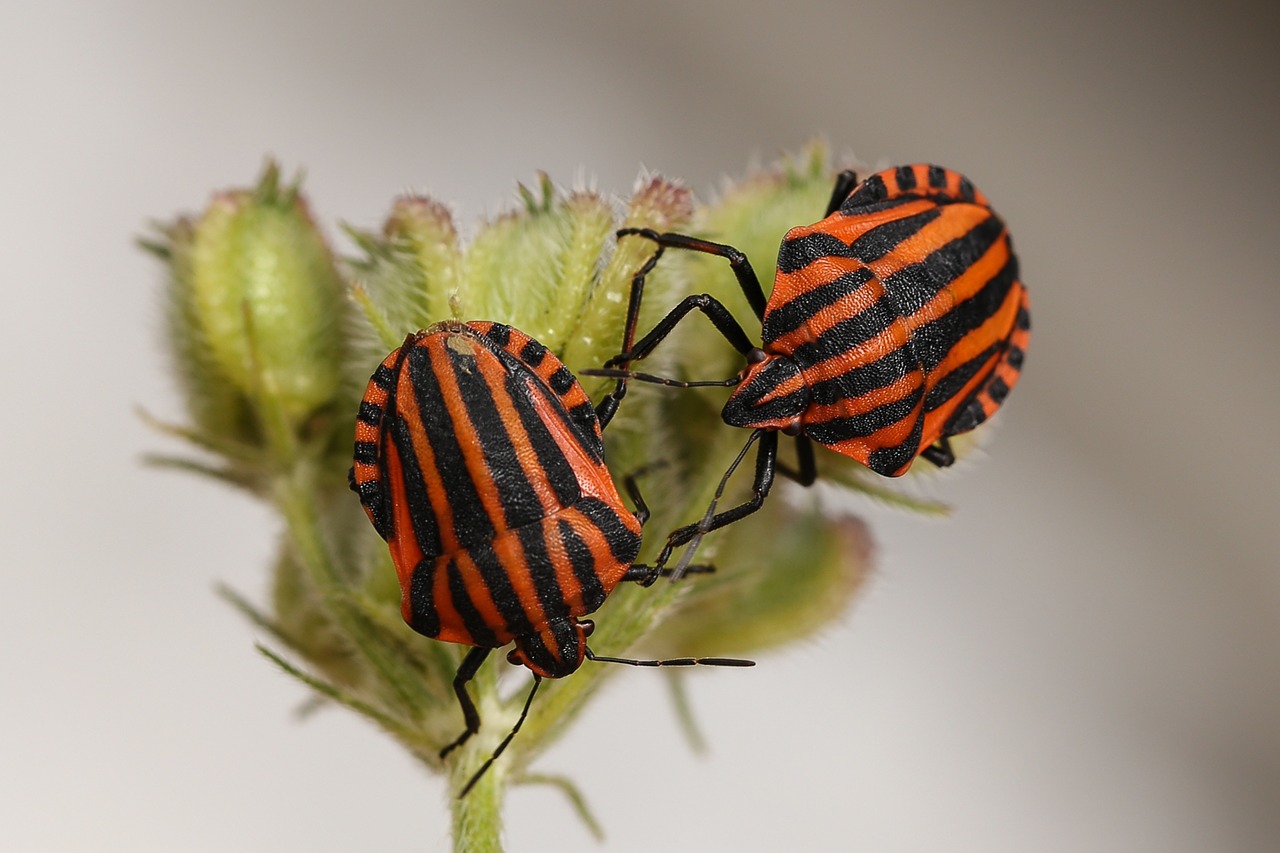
[
  {"left": 149, "top": 146, "right": 889, "bottom": 850},
  {"left": 450, "top": 744, "right": 505, "bottom": 852}
]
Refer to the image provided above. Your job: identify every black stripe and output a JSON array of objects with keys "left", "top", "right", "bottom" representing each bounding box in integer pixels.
[
  {"left": 486, "top": 341, "right": 604, "bottom": 464},
  {"left": 445, "top": 340, "right": 547, "bottom": 533},
  {"left": 362, "top": 345, "right": 410, "bottom": 541},
  {"left": 1016, "top": 304, "right": 1031, "bottom": 330},
  {"left": 866, "top": 411, "right": 925, "bottom": 476},
  {"left": 407, "top": 558, "right": 441, "bottom": 637},
  {"left": 446, "top": 556, "right": 501, "bottom": 647},
  {"left": 405, "top": 344, "right": 496, "bottom": 548},
  {"left": 958, "top": 176, "right": 977, "bottom": 203},
  {"left": 371, "top": 363, "right": 395, "bottom": 390},
  {"left": 845, "top": 197, "right": 921, "bottom": 217},
  {"left": 763, "top": 268, "right": 874, "bottom": 341},
  {"left": 895, "top": 165, "right": 917, "bottom": 191},
  {"left": 909, "top": 252, "right": 1019, "bottom": 372},
  {"left": 776, "top": 232, "right": 856, "bottom": 274},
  {"left": 357, "top": 400, "right": 383, "bottom": 426},
  {"left": 356, "top": 477, "right": 382, "bottom": 502},
  {"left": 508, "top": 371, "right": 588, "bottom": 503},
  {"left": 805, "top": 384, "right": 922, "bottom": 445},
  {"left": 485, "top": 323, "right": 511, "bottom": 348},
  {"left": 356, "top": 476, "right": 391, "bottom": 540},
  {"left": 724, "top": 356, "right": 808, "bottom": 428},
  {"left": 518, "top": 522, "right": 571, "bottom": 623},
  {"left": 742, "top": 388, "right": 808, "bottom": 424},
  {"left": 567, "top": 401, "right": 601, "bottom": 448},
  {"left": 491, "top": 339, "right": 605, "bottom": 470},
  {"left": 353, "top": 440, "right": 378, "bottom": 465},
  {"left": 808, "top": 346, "right": 918, "bottom": 407},
  {"left": 520, "top": 338, "right": 547, "bottom": 368},
  {"left": 468, "top": 540, "right": 532, "bottom": 639},
  {"left": 882, "top": 212, "right": 1006, "bottom": 316},
  {"left": 558, "top": 517, "right": 607, "bottom": 612},
  {"left": 516, "top": 632, "right": 554, "bottom": 672},
  {"left": 1005, "top": 344, "right": 1025, "bottom": 370},
  {"left": 788, "top": 295, "right": 898, "bottom": 370},
  {"left": 987, "top": 375, "right": 1010, "bottom": 404},
  {"left": 516, "top": 618, "right": 582, "bottom": 677},
  {"left": 944, "top": 396, "right": 987, "bottom": 434},
  {"left": 549, "top": 619, "right": 582, "bottom": 667},
  {"left": 576, "top": 497, "right": 641, "bottom": 566},
  {"left": 549, "top": 365, "right": 575, "bottom": 395},
  {"left": 846, "top": 173, "right": 888, "bottom": 208},
  {"left": 927, "top": 165, "right": 947, "bottom": 189},
  {"left": 923, "top": 342, "right": 1001, "bottom": 413},
  {"left": 389, "top": 414, "right": 442, "bottom": 556},
  {"left": 849, "top": 207, "right": 942, "bottom": 263}
]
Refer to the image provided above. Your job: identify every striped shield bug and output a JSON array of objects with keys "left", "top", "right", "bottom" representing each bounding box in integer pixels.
[
  {"left": 591, "top": 164, "right": 1030, "bottom": 569},
  {"left": 349, "top": 320, "right": 751, "bottom": 795}
]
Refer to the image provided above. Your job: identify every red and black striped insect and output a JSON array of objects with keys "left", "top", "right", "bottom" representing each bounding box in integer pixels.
[
  {"left": 350, "top": 320, "right": 750, "bottom": 794},
  {"left": 593, "top": 164, "right": 1030, "bottom": 567}
]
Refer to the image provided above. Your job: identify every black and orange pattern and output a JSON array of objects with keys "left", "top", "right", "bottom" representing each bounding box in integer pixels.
[
  {"left": 751, "top": 162, "right": 1028, "bottom": 475},
  {"left": 595, "top": 164, "right": 1028, "bottom": 564},
  {"left": 352, "top": 320, "right": 751, "bottom": 794},
  {"left": 351, "top": 320, "right": 642, "bottom": 680}
]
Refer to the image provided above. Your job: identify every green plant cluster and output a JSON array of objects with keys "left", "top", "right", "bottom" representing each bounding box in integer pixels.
[{"left": 144, "top": 143, "right": 944, "bottom": 851}]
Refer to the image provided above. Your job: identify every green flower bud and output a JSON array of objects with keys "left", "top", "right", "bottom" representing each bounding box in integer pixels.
[
  {"left": 187, "top": 162, "right": 346, "bottom": 427},
  {"left": 346, "top": 195, "right": 463, "bottom": 369},
  {"left": 460, "top": 174, "right": 616, "bottom": 354},
  {"left": 648, "top": 495, "right": 873, "bottom": 659},
  {"left": 144, "top": 216, "right": 258, "bottom": 446},
  {"left": 562, "top": 175, "right": 695, "bottom": 377}
]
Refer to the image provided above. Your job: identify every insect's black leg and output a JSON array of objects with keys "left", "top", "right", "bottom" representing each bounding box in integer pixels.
[
  {"left": 595, "top": 245, "right": 666, "bottom": 429},
  {"left": 611, "top": 293, "right": 757, "bottom": 366},
  {"left": 622, "top": 563, "right": 714, "bottom": 586},
  {"left": 621, "top": 467, "right": 652, "bottom": 527},
  {"left": 655, "top": 430, "right": 778, "bottom": 570},
  {"left": 776, "top": 435, "right": 817, "bottom": 486},
  {"left": 617, "top": 228, "right": 768, "bottom": 321},
  {"left": 616, "top": 464, "right": 713, "bottom": 585},
  {"left": 595, "top": 292, "right": 754, "bottom": 427},
  {"left": 921, "top": 437, "right": 955, "bottom": 468},
  {"left": 592, "top": 368, "right": 739, "bottom": 431},
  {"left": 439, "top": 646, "right": 492, "bottom": 760},
  {"left": 824, "top": 169, "right": 860, "bottom": 217},
  {"left": 586, "top": 367, "right": 741, "bottom": 389},
  {"left": 457, "top": 674, "right": 542, "bottom": 798},
  {"left": 594, "top": 393, "right": 622, "bottom": 431},
  {"left": 595, "top": 230, "right": 764, "bottom": 428}
]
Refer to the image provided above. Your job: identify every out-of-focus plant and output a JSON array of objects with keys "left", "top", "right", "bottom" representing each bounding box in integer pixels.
[{"left": 142, "top": 143, "right": 947, "bottom": 851}]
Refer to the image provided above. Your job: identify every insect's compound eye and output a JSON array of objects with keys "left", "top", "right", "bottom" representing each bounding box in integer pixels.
[
  {"left": 580, "top": 620, "right": 596, "bottom": 638},
  {"left": 745, "top": 348, "right": 768, "bottom": 365},
  {"left": 781, "top": 418, "right": 803, "bottom": 437},
  {"left": 507, "top": 648, "right": 523, "bottom": 666}
]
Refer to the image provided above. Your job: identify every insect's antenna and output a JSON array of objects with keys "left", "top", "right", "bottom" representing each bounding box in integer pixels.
[
  {"left": 457, "top": 674, "right": 542, "bottom": 799},
  {"left": 585, "top": 647, "right": 754, "bottom": 668},
  {"left": 669, "top": 430, "right": 763, "bottom": 581},
  {"left": 580, "top": 367, "right": 741, "bottom": 389}
]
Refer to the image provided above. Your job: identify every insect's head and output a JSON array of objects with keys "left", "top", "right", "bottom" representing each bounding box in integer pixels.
[
  {"left": 508, "top": 618, "right": 590, "bottom": 678},
  {"left": 721, "top": 348, "right": 807, "bottom": 434}
]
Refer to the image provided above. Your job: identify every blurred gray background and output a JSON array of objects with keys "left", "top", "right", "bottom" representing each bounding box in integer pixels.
[{"left": 3, "top": 1, "right": 1277, "bottom": 850}]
